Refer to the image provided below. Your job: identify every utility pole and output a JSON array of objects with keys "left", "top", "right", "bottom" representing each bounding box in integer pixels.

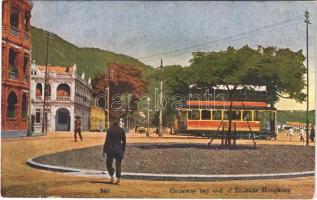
[
  {"left": 147, "top": 97, "right": 150, "bottom": 137},
  {"left": 159, "top": 58, "right": 163, "bottom": 137},
  {"left": 27, "top": 62, "right": 33, "bottom": 136},
  {"left": 105, "top": 67, "right": 114, "bottom": 130},
  {"left": 305, "top": 10, "right": 310, "bottom": 146},
  {"left": 42, "top": 31, "right": 51, "bottom": 134}
]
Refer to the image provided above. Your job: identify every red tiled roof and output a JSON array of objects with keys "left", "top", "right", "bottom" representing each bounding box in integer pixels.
[
  {"left": 37, "top": 65, "right": 73, "bottom": 73},
  {"left": 286, "top": 122, "right": 306, "bottom": 126}
]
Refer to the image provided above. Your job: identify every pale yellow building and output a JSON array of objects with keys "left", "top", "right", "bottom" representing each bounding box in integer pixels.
[{"left": 90, "top": 106, "right": 105, "bottom": 131}]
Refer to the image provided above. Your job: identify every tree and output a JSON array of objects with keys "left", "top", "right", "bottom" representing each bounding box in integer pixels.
[
  {"left": 255, "top": 46, "right": 306, "bottom": 106},
  {"left": 189, "top": 45, "right": 306, "bottom": 146},
  {"left": 92, "top": 63, "right": 147, "bottom": 123},
  {"left": 159, "top": 65, "right": 191, "bottom": 132}
]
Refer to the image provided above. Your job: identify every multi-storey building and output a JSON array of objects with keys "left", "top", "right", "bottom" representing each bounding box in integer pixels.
[
  {"left": 30, "top": 62, "right": 92, "bottom": 132},
  {"left": 1, "top": 0, "right": 33, "bottom": 135}
]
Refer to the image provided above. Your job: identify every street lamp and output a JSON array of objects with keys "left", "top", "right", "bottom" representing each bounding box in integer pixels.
[{"left": 146, "top": 97, "right": 150, "bottom": 137}]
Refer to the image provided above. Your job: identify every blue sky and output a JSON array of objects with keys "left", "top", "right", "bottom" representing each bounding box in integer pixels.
[{"left": 31, "top": 1, "right": 316, "bottom": 110}]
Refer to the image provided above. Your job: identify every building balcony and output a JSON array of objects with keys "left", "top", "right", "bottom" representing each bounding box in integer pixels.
[
  {"left": 9, "top": 71, "right": 18, "bottom": 80},
  {"left": 24, "top": 32, "right": 30, "bottom": 41},
  {"left": 35, "top": 96, "right": 51, "bottom": 101},
  {"left": 36, "top": 96, "right": 42, "bottom": 101},
  {"left": 56, "top": 96, "right": 70, "bottom": 102},
  {"left": 55, "top": 73, "right": 73, "bottom": 78},
  {"left": 10, "top": 26, "right": 19, "bottom": 37}
]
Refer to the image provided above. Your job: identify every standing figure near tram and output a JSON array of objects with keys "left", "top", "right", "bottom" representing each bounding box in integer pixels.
[
  {"left": 74, "top": 116, "right": 83, "bottom": 142},
  {"left": 299, "top": 127, "right": 305, "bottom": 142},
  {"left": 288, "top": 127, "right": 294, "bottom": 141},
  {"left": 310, "top": 125, "right": 315, "bottom": 142}
]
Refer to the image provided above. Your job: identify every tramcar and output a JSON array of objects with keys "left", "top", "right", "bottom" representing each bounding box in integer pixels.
[{"left": 176, "top": 100, "right": 277, "bottom": 139}]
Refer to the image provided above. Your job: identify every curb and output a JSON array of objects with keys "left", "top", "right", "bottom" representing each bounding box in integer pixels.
[{"left": 26, "top": 158, "right": 315, "bottom": 181}]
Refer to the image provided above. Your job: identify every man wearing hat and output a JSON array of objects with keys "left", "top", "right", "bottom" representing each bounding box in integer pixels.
[
  {"left": 74, "top": 116, "right": 82, "bottom": 142},
  {"left": 103, "top": 121, "right": 126, "bottom": 185}
]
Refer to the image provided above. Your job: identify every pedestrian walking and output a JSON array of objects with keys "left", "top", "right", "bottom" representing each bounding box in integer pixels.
[
  {"left": 300, "top": 128, "right": 305, "bottom": 142},
  {"left": 74, "top": 116, "right": 82, "bottom": 142},
  {"left": 135, "top": 126, "right": 138, "bottom": 134},
  {"left": 288, "top": 127, "right": 294, "bottom": 141},
  {"left": 103, "top": 121, "right": 126, "bottom": 185},
  {"left": 310, "top": 125, "right": 315, "bottom": 142}
]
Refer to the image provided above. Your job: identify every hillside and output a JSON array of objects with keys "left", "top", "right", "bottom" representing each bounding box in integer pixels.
[{"left": 30, "top": 26, "right": 150, "bottom": 78}]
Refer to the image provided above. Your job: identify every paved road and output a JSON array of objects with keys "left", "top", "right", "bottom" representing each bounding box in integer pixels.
[{"left": 1, "top": 132, "right": 315, "bottom": 198}]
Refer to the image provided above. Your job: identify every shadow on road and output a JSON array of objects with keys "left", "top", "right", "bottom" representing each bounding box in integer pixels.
[
  {"left": 134, "top": 143, "right": 257, "bottom": 150},
  {"left": 90, "top": 180, "right": 113, "bottom": 185}
]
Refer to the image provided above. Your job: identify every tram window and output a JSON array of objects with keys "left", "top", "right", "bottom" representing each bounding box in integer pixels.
[
  {"left": 201, "top": 110, "right": 211, "bottom": 120},
  {"left": 224, "top": 110, "right": 241, "bottom": 120},
  {"left": 212, "top": 110, "right": 222, "bottom": 120},
  {"left": 188, "top": 110, "right": 200, "bottom": 120},
  {"left": 223, "top": 111, "right": 229, "bottom": 120},
  {"left": 254, "top": 111, "right": 262, "bottom": 121},
  {"left": 233, "top": 111, "right": 241, "bottom": 120},
  {"left": 243, "top": 111, "right": 252, "bottom": 121}
]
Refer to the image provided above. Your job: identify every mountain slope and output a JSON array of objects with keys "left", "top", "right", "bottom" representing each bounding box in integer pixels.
[{"left": 30, "top": 26, "right": 149, "bottom": 78}]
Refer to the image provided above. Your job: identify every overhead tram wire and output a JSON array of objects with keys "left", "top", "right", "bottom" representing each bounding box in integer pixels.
[
  {"left": 151, "top": 19, "right": 303, "bottom": 61},
  {"left": 138, "top": 16, "right": 301, "bottom": 61},
  {"left": 138, "top": 15, "right": 302, "bottom": 62},
  {"left": 139, "top": 17, "right": 302, "bottom": 62}
]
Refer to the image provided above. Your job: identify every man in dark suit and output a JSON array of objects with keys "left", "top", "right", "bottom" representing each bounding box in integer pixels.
[
  {"left": 74, "top": 116, "right": 82, "bottom": 142},
  {"left": 103, "top": 121, "right": 126, "bottom": 184}
]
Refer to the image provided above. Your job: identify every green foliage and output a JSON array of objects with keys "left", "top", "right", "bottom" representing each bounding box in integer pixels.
[
  {"left": 30, "top": 26, "right": 148, "bottom": 79},
  {"left": 277, "top": 110, "right": 315, "bottom": 124},
  {"left": 189, "top": 45, "right": 307, "bottom": 106},
  {"left": 161, "top": 65, "right": 191, "bottom": 96},
  {"left": 255, "top": 47, "right": 307, "bottom": 105}
]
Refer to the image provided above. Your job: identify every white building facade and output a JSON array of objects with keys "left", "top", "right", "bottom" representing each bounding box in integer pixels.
[{"left": 30, "top": 61, "right": 92, "bottom": 132}]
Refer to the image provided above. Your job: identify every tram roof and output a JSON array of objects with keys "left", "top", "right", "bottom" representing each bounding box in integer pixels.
[{"left": 183, "top": 101, "right": 275, "bottom": 110}]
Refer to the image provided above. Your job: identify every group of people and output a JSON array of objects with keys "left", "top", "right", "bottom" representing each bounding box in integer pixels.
[
  {"left": 74, "top": 117, "right": 126, "bottom": 185},
  {"left": 287, "top": 125, "right": 315, "bottom": 142}
]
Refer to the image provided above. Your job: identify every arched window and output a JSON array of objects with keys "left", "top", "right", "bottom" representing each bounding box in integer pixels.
[
  {"left": 24, "top": 11, "right": 31, "bottom": 33},
  {"left": 45, "top": 83, "right": 51, "bottom": 97},
  {"left": 31, "top": 69, "right": 37, "bottom": 76},
  {"left": 23, "top": 53, "right": 29, "bottom": 82},
  {"left": 10, "top": 6, "right": 19, "bottom": 33},
  {"left": 56, "top": 83, "right": 71, "bottom": 101},
  {"left": 36, "top": 83, "right": 42, "bottom": 96},
  {"left": 57, "top": 83, "right": 70, "bottom": 96},
  {"left": 22, "top": 94, "right": 27, "bottom": 119},
  {"left": 9, "top": 48, "right": 18, "bottom": 79},
  {"left": 7, "top": 91, "right": 18, "bottom": 118}
]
